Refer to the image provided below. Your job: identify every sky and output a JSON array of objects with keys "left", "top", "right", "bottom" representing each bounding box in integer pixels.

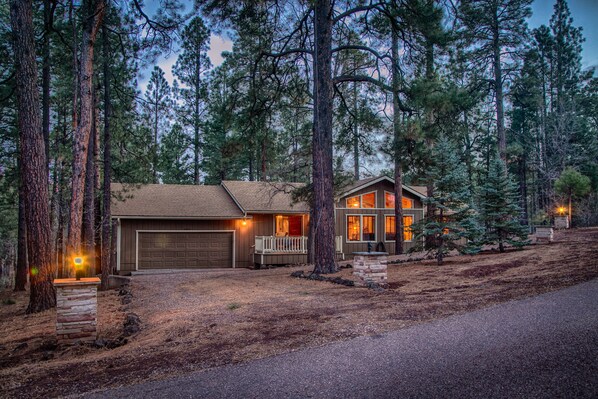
[{"left": 140, "top": 0, "right": 598, "bottom": 91}]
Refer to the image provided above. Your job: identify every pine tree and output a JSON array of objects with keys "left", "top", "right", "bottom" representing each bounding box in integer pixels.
[
  {"left": 413, "top": 136, "right": 480, "bottom": 264},
  {"left": 478, "top": 157, "right": 529, "bottom": 252},
  {"left": 158, "top": 124, "right": 193, "bottom": 184},
  {"left": 144, "top": 66, "right": 171, "bottom": 183},
  {"left": 173, "top": 16, "right": 211, "bottom": 184}
]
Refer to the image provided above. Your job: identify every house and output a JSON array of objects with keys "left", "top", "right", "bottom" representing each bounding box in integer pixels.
[{"left": 111, "top": 176, "right": 426, "bottom": 273}]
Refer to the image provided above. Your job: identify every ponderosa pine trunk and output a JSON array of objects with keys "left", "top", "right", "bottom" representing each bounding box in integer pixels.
[
  {"left": 100, "top": 23, "right": 112, "bottom": 290},
  {"left": 392, "top": 27, "right": 404, "bottom": 255},
  {"left": 15, "top": 180, "right": 28, "bottom": 291},
  {"left": 10, "top": 0, "right": 56, "bottom": 312},
  {"left": 492, "top": 10, "right": 506, "bottom": 161},
  {"left": 311, "top": 0, "right": 336, "bottom": 274},
  {"left": 42, "top": 0, "right": 51, "bottom": 171},
  {"left": 67, "top": 0, "right": 105, "bottom": 272},
  {"left": 82, "top": 105, "right": 96, "bottom": 276}
]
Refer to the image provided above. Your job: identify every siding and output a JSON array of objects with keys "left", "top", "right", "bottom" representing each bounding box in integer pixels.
[
  {"left": 118, "top": 214, "right": 310, "bottom": 272},
  {"left": 336, "top": 180, "right": 425, "bottom": 257},
  {"left": 118, "top": 218, "right": 252, "bottom": 272}
]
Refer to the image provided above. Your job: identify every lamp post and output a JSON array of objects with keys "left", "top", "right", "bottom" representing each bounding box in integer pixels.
[{"left": 74, "top": 257, "right": 84, "bottom": 280}]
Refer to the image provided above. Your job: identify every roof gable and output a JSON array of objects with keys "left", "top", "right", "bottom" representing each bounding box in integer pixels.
[
  {"left": 221, "top": 181, "right": 309, "bottom": 213},
  {"left": 339, "top": 176, "right": 427, "bottom": 199}
]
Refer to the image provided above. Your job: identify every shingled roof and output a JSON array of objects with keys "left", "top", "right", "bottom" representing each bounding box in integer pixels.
[
  {"left": 221, "top": 181, "right": 309, "bottom": 214},
  {"left": 111, "top": 183, "right": 244, "bottom": 218}
]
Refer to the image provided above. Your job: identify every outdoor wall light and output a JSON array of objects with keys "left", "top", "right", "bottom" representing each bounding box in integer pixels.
[
  {"left": 74, "top": 256, "right": 84, "bottom": 280},
  {"left": 557, "top": 206, "right": 566, "bottom": 215}
]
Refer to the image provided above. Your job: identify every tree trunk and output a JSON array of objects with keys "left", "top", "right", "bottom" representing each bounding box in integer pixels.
[
  {"left": 492, "top": 9, "right": 506, "bottom": 160},
  {"left": 392, "top": 27, "right": 404, "bottom": 255},
  {"left": 311, "top": 0, "right": 336, "bottom": 274},
  {"left": 194, "top": 74, "right": 201, "bottom": 185},
  {"left": 352, "top": 79, "right": 359, "bottom": 180},
  {"left": 82, "top": 100, "right": 96, "bottom": 276},
  {"left": 66, "top": 0, "right": 105, "bottom": 272},
  {"left": 42, "top": 0, "right": 51, "bottom": 172},
  {"left": 10, "top": 0, "right": 56, "bottom": 313},
  {"left": 100, "top": 23, "right": 112, "bottom": 290},
  {"left": 15, "top": 180, "right": 28, "bottom": 291}
]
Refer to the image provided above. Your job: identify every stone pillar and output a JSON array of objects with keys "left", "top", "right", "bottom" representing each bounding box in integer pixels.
[
  {"left": 353, "top": 255, "right": 388, "bottom": 287},
  {"left": 535, "top": 226, "right": 554, "bottom": 243},
  {"left": 554, "top": 216, "right": 569, "bottom": 230},
  {"left": 54, "top": 277, "right": 101, "bottom": 344}
]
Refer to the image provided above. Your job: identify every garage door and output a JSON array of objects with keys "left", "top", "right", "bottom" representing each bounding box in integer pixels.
[{"left": 137, "top": 231, "right": 233, "bottom": 269}]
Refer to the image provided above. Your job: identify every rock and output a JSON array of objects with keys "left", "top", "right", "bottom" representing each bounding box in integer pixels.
[
  {"left": 94, "top": 338, "right": 107, "bottom": 348},
  {"left": 41, "top": 351, "right": 54, "bottom": 361},
  {"left": 290, "top": 271, "right": 305, "bottom": 278},
  {"left": 123, "top": 313, "right": 141, "bottom": 336},
  {"left": 40, "top": 340, "right": 57, "bottom": 351}
]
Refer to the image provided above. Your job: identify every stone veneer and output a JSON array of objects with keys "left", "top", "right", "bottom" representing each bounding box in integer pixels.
[
  {"left": 54, "top": 277, "right": 101, "bottom": 344},
  {"left": 535, "top": 226, "right": 554, "bottom": 243},
  {"left": 353, "top": 255, "right": 388, "bottom": 287}
]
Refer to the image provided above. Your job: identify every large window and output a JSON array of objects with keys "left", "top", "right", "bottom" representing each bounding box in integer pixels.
[
  {"left": 384, "top": 192, "right": 414, "bottom": 209},
  {"left": 275, "top": 215, "right": 303, "bottom": 236},
  {"left": 346, "top": 192, "right": 376, "bottom": 208},
  {"left": 347, "top": 215, "right": 376, "bottom": 242},
  {"left": 385, "top": 215, "right": 414, "bottom": 242}
]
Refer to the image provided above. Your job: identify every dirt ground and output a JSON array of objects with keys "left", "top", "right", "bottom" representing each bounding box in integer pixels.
[{"left": 1, "top": 228, "right": 597, "bottom": 398}]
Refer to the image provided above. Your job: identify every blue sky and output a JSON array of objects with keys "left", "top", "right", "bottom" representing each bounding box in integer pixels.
[{"left": 143, "top": 0, "right": 598, "bottom": 91}]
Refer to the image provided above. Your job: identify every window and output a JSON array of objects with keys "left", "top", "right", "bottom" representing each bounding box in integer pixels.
[
  {"left": 385, "top": 215, "right": 414, "bottom": 242},
  {"left": 384, "top": 192, "right": 414, "bottom": 209},
  {"left": 347, "top": 215, "right": 376, "bottom": 242},
  {"left": 347, "top": 196, "right": 360, "bottom": 208},
  {"left": 346, "top": 192, "right": 376, "bottom": 208},
  {"left": 362, "top": 193, "right": 376, "bottom": 208},
  {"left": 275, "top": 215, "right": 303, "bottom": 236}
]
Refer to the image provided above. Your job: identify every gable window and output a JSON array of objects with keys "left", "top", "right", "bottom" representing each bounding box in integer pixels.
[
  {"left": 275, "top": 215, "right": 303, "bottom": 236},
  {"left": 384, "top": 192, "right": 414, "bottom": 209},
  {"left": 346, "top": 192, "right": 376, "bottom": 208},
  {"left": 347, "top": 215, "right": 376, "bottom": 242},
  {"left": 385, "top": 215, "right": 414, "bottom": 242}
]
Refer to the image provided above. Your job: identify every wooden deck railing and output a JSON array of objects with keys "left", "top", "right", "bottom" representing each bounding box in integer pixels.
[{"left": 255, "top": 236, "right": 344, "bottom": 254}]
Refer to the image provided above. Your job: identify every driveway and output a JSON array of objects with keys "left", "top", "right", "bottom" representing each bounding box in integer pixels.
[{"left": 87, "top": 279, "right": 598, "bottom": 398}]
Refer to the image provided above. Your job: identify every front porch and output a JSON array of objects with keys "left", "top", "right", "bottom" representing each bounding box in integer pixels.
[{"left": 253, "top": 236, "right": 344, "bottom": 266}]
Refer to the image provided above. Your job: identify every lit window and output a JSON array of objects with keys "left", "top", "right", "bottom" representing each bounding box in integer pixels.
[
  {"left": 275, "top": 215, "right": 303, "bottom": 236},
  {"left": 362, "top": 216, "right": 375, "bottom": 240},
  {"left": 347, "top": 196, "right": 360, "bottom": 208},
  {"left": 385, "top": 192, "right": 414, "bottom": 209},
  {"left": 347, "top": 216, "right": 361, "bottom": 241},
  {"left": 362, "top": 193, "right": 376, "bottom": 208},
  {"left": 385, "top": 192, "right": 395, "bottom": 208},
  {"left": 347, "top": 215, "right": 376, "bottom": 242},
  {"left": 385, "top": 215, "right": 414, "bottom": 241}
]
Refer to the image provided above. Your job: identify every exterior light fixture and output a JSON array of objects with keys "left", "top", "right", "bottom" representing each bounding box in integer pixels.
[
  {"left": 74, "top": 257, "right": 84, "bottom": 280},
  {"left": 242, "top": 218, "right": 247, "bottom": 226},
  {"left": 557, "top": 206, "right": 566, "bottom": 215}
]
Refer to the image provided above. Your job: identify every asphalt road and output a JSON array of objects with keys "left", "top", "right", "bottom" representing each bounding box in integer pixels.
[{"left": 87, "top": 279, "right": 598, "bottom": 399}]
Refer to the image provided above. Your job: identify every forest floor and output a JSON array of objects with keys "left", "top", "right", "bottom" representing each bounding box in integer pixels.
[{"left": 1, "top": 227, "right": 597, "bottom": 398}]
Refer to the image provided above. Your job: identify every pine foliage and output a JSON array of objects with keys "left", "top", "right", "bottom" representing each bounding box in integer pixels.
[
  {"left": 478, "top": 157, "right": 529, "bottom": 252},
  {"left": 413, "top": 136, "right": 480, "bottom": 264}
]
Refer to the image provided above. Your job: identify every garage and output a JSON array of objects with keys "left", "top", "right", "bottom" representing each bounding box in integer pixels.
[{"left": 137, "top": 231, "right": 234, "bottom": 269}]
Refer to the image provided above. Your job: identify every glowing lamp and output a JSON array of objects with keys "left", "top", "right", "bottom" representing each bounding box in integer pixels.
[
  {"left": 74, "top": 256, "right": 84, "bottom": 280},
  {"left": 241, "top": 218, "right": 247, "bottom": 226},
  {"left": 558, "top": 207, "right": 566, "bottom": 215}
]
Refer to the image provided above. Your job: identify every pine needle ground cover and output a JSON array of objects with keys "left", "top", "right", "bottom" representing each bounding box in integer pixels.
[{"left": 0, "top": 228, "right": 597, "bottom": 398}]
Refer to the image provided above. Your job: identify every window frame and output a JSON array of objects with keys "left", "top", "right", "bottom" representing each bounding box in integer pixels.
[
  {"left": 384, "top": 214, "right": 414, "bottom": 243},
  {"left": 274, "top": 214, "right": 305, "bottom": 237},
  {"left": 346, "top": 214, "right": 377, "bottom": 243},
  {"left": 345, "top": 191, "right": 377, "bottom": 209},
  {"left": 384, "top": 190, "right": 414, "bottom": 209}
]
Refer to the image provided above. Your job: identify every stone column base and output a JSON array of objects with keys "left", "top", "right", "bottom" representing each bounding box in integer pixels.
[{"left": 54, "top": 277, "right": 101, "bottom": 344}]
